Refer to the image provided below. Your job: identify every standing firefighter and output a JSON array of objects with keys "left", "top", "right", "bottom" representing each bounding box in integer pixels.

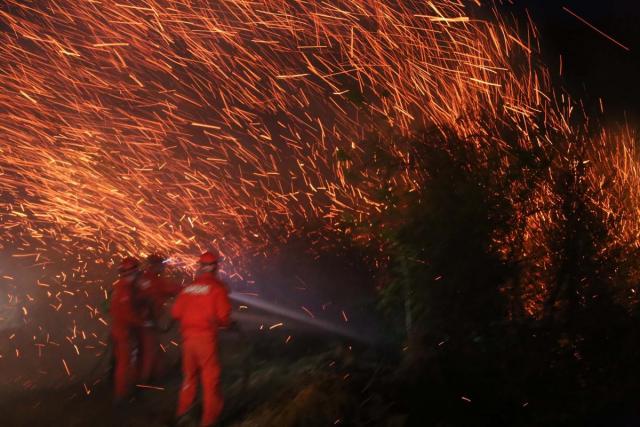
[
  {"left": 135, "top": 254, "right": 181, "bottom": 383},
  {"left": 172, "top": 251, "right": 232, "bottom": 427},
  {"left": 110, "top": 257, "right": 143, "bottom": 402}
]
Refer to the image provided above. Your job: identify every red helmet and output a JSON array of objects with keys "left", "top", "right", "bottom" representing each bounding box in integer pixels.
[
  {"left": 119, "top": 257, "right": 140, "bottom": 274},
  {"left": 199, "top": 251, "right": 219, "bottom": 265},
  {"left": 146, "top": 253, "right": 165, "bottom": 266}
]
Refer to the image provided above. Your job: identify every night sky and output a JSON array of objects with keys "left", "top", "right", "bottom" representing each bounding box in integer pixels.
[{"left": 506, "top": 0, "right": 640, "bottom": 123}]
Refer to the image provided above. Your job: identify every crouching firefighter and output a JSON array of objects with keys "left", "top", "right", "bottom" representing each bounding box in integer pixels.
[
  {"left": 109, "top": 257, "right": 144, "bottom": 403},
  {"left": 172, "top": 251, "right": 232, "bottom": 427}
]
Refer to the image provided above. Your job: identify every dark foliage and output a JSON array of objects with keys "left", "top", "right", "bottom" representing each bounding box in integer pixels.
[{"left": 338, "top": 124, "right": 640, "bottom": 426}]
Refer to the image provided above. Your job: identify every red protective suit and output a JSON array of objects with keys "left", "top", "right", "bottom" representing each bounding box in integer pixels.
[
  {"left": 109, "top": 276, "right": 143, "bottom": 400},
  {"left": 171, "top": 272, "right": 232, "bottom": 427},
  {"left": 137, "top": 271, "right": 182, "bottom": 316},
  {"left": 135, "top": 271, "right": 181, "bottom": 382}
]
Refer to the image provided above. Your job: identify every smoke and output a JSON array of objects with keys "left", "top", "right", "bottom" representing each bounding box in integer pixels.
[
  {"left": 0, "top": 254, "right": 22, "bottom": 331},
  {"left": 0, "top": 298, "right": 19, "bottom": 331},
  {"left": 229, "top": 237, "right": 383, "bottom": 344}
]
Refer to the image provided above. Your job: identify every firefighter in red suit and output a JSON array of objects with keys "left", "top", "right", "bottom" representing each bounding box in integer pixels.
[
  {"left": 109, "top": 257, "right": 143, "bottom": 402},
  {"left": 172, "top": 251, "right": 232, "bottom": 427},
  {"left": 135, "top": 254, "right": 181, "bottom": 383}
]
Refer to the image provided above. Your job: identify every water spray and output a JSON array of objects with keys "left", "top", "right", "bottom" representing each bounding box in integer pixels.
[{"left": 229, "top": 292, "right": 370, "bottom": 343}]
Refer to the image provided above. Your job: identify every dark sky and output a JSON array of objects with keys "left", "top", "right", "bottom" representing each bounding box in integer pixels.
[{"left": 504, "top": 0, "right": 640, "bottom": 123}]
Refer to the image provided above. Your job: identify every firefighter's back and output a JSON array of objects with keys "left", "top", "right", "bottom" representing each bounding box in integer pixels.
[{"left": 172, "top": 273, "right": 230, "bottom": 339}]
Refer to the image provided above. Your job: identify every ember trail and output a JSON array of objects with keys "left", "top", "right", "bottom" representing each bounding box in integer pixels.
[{"left": 0, "top": 1, "right": 638, "bottom": 426}]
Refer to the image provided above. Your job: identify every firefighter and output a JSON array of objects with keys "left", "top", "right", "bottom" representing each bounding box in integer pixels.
[
  {"left": 172, "top": 251, "right": 232, "bottom": 427},
  {"left": 109, "top": 257, "right": 143, "bottom": 402},
  {"left": 135, "top": 253, "right": 181, "bottom": 383}
]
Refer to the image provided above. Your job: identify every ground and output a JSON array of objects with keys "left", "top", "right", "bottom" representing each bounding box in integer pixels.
[{"left": 0, "top": 318, "right": 395, "bottom": 427}]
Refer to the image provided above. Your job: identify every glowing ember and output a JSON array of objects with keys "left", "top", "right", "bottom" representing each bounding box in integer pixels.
[{"left": 0, "top": 0, "right": 635, "bottom": 387}]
